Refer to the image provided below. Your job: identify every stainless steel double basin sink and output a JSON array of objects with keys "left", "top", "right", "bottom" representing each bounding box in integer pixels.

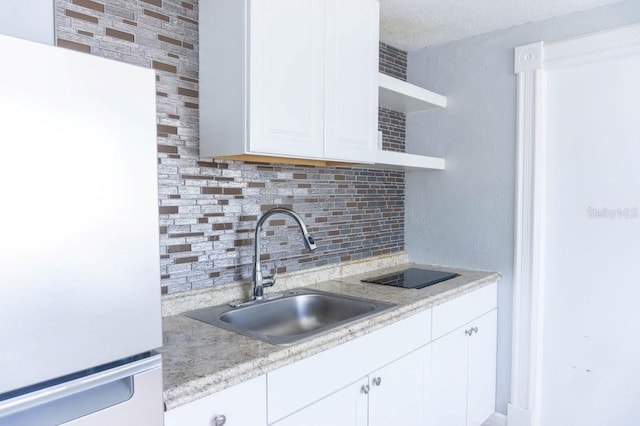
[{"left": 185, "top": 288, "right": 395, "bottom": 346}]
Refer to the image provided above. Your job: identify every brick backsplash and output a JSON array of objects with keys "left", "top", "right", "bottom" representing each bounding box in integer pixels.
[
  {"left": 379, "top": 42, "right": 407, "bottom": 81},
  {"left": 379, "top": 42, "right": 408, "bottom": 153},
  {"left": 55, "top": 0, "right": 407, "bottom": 294}
]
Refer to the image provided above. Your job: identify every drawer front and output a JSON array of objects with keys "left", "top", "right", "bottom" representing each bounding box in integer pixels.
[
  {"left": 432, "top": 282, "right": 497, "bottom": 340},
  {"left": 267, "top": 309, "right": 431, "bottom": 423},
  {"left": 165, "top": 375, "right": 266, "bottom": 426}
]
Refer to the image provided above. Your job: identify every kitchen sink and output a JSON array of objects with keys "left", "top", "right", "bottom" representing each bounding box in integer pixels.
[{"left": 185, "top": 288, "right": 395, "bottom": 345}]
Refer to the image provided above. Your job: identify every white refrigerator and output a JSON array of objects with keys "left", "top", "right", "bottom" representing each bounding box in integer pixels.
[{"left": 0, "top": 34, "right": 163, "bottom": 424}]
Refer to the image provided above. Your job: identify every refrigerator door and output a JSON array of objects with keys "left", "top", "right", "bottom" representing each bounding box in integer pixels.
[
  {"left": 0, "top": 354, "right": 164, "bottom": 425},
  {"left": 0, "top": 34, "right": 162, "bottom": 393}
]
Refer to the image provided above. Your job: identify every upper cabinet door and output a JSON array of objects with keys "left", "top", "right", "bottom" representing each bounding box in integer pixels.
[
  {"left": 249, "top": 0, "right": 325, "bottom": 159},
  {"left": 324, "top": 0, "right": 379, "bottom": 163}
]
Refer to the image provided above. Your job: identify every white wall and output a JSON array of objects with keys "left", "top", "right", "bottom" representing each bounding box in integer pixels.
[
  {"left": 405, "top": 0, "right": 640, "bottom": 414},
  {"left": 0, "top": 0, "right": 54, "bottom": 45},
  {"left": 540, "top": 31, "right": 640, "bottom": 424}
]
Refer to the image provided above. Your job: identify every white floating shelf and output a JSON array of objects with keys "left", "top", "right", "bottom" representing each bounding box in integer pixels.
[
  {"left": 378, "top": 73, "right": 447, "bottom": 113},
  {"left": 375, "top": 150, "right": 445, "bottom": 170}
]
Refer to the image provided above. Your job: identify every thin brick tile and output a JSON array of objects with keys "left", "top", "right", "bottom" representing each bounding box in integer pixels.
[
  {"left": 158, "top": 145, "right": 178, "bottom": 154},
  {"left": 140, "top": 0, "right": 162, "bottom": 7},
  {"left": 158, "top": 34, "right": 182, "bottom": 46},
  {"left": 72, "top": 0, "right": 104, "bottom": 13},
  {"left": 178, "top": 87, "right": 198, "bottom": 98},
  {"left": 106, "top": 28, "right": 134, "bottom": 42},
  {"left": 153, "top": 60, "right": 177, "bottom": 73},
  {"left": 65, "top": 9, "right": 99, "bottom": 23},
  {"left": 159, "top": 206, "right": 179, "bottom": 214},
  {"left": 202, "top": 187, "right": 222, "bottom": 195},
  {"left": 177, "top": 15, "right": 197, "bottom": 25},
  {"left": 168, "top": 244, "right": 191, "bottom": 253},
  {"left": 223, "top": 188, "right": 242, "bottom": 195},
  {"left": 57, "top": 38, "right": 91, "bottom": 53},
  {"left": 175, "top": 256, "right": 198, "bottom": 264},
  {"left": 157, "top": 124, "right": 178, "bottom": 135},
  {"left": 143, "top": 8, "right": 169, "bottom": 22}
]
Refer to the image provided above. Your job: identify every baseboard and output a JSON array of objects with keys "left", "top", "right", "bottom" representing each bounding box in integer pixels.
[{"left": 482, "top": 412, "right": 508, "bottom": 426}]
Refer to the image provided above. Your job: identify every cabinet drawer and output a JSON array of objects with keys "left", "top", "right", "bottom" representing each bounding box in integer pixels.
[
  {"left": 432, "top": 282, "right": 497, "bottom": 340},
  {"left": 267, "top": 309, "right": 431, "bottom": 423},
  {"left": 164, "top": 375, "right": 266, "bottom": 426}
]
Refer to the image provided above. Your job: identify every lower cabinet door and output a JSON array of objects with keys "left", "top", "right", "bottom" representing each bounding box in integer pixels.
[
  {"left": 368, "top": 345, "right": 428, "bottom": 426},
  {"left": 429, "top": 327, "right": 468, "bottom": 426},
  {"left": 271, "top": 378, "right": 368, "bottom": 426},
  {"left": 429, "top": 309, "right": 498, "bottom": 426},
  {"left": 164, "top": 375, "right": 266, "bottom": 426},
  {"left": 466, "top": 309, "right": 497, "bottom": 426}
]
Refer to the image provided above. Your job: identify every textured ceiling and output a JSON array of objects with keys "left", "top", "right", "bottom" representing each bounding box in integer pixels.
[{"left": 380, "top": 0, "right": 626, "bottom": 51}]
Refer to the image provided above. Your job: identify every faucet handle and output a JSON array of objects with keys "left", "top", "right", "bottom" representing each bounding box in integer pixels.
[{"left": 262, "top": 261, "right": 277, "bottom": 287}]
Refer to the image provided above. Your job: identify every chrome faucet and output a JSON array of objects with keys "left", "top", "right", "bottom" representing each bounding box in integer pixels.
[{"left": 251, "top": 207, "right": 317, "bottom": 301}]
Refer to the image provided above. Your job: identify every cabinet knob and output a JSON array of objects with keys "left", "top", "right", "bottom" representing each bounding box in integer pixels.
[
  {"left": 213, "top": 414, "right": 227, "bottom": 426},
  {"left": 360, "top": 384, "right": 370, "bottom": 394},
  {"left": 473, "top": 326, "right": 478, "bottom": 334},
  {"left": 372, "top": 377, "right": 382, "bottom": 386}
]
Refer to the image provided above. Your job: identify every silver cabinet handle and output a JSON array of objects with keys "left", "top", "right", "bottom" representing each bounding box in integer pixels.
[
  {"left": 372, "top": 377, "right": 382, "bottom": 386},
  {"left": 213, "top": 414, "right": 227, "bottom": 426},
  {"left": 360, "top": 384, "right": 370, "bottom": 394},
  {"left": 473, "top": 326, "right": 478, "bottom": 334}
]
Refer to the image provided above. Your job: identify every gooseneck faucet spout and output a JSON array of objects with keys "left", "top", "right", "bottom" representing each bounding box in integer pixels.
[{"left": 252, "top": 208, "right": 317, "bottom": 301}]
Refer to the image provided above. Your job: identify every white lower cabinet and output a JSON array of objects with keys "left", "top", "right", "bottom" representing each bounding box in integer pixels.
[
  {"left": 271, "top": 378, "right": 369, "bottom": 426},
  {"left": 429, "top": 283, "right": 498, "bottom": 426},
  {"left": 165, "top": 282, "right": 498, "bottom": 426},
  {"left": 164, "top": 375, "right": 266, "bottom": 426},
  {"left": 368, "top": 345, "right": 429, "bottom": 426},
  {"left": 466, "top": 310, "right": 498, "bottom": 426},
  {"left": 266, "top": 309, "right": 431, "bottom": 424},
  {"left": 272, "top": 345, "right": 429, "bottom": 426}
]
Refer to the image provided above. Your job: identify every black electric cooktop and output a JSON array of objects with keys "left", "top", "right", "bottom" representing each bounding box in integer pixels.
[{"left": 361, "top": 268, "right": 459, "bottom": 289}]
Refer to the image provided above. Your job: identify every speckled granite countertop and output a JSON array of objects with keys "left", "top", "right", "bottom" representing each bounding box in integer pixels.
[{"left": 159, "top": 260, "right": 500, "bottom": 410}]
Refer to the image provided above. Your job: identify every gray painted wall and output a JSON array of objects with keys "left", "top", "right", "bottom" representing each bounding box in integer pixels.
[{"left": 405, "top": 0, "right": 640, "bottom": 414}]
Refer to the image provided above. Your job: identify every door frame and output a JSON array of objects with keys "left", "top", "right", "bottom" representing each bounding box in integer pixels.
[{"left": 509, "top": 24, "right": 640, "bottom": 426}]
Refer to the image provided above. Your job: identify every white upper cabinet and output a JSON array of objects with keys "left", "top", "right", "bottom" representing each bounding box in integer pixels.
[
  {"left": 248, "top": 0, "right": 325, "bottom": 159},
  {"left": 200, "top": 0, "right": 379, "bottom": 164},
  {"left": 324, "top": 0, "right": 379, "bottom": 163}
]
